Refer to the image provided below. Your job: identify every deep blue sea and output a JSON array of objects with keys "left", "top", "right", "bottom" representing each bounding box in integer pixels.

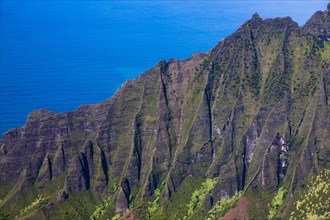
[{"left": 0, "top": 1, "right": 327, "bottom": 135}]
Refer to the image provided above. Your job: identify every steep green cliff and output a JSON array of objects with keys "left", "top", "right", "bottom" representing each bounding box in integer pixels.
[{"left": 0, "top": 6, "right": 329, "bottom": 220}]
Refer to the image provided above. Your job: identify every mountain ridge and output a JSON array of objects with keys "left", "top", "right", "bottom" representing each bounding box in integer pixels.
[{"left": 0, "top": 6, "right": 329, "bottom": 220}]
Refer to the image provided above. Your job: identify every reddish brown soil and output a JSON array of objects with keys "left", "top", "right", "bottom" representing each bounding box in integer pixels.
[
  {"left": 219, "top": 196, "right": 249, "bottom": 220},
  {"left": 120, "top": 211, "right": 137, "bottom": 220}
]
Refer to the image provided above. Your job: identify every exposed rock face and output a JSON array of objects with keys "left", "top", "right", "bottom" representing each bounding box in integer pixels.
[
  {"left": 57, "top": 190, "right": 68, "bottom": 203},
  {"left": 303, "top": 5, "right": 330, "bottom": 41},
  {"left": 0, "top": 7, "right": 329, "bottom": 220},
  {"left": 260, "top": 133, "right": 288, "bottom": 191},
  {"left": 203, "top": 193, "right": 214, "bottom": 210}
]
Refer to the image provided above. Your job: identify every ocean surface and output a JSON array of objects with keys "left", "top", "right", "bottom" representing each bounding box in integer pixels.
[{"left": 0, "top": 1, "right": 327, "bottom": 135}]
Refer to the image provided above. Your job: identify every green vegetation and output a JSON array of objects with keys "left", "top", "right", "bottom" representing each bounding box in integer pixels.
[
  {"left": 113, "top": 182, "right": 118, "bottom": 192},
  {"left": 251, "top": 70, "right": 261, "bottom": 97},
  {"left": 0, "top": 211, "right": 10, "bottom": 220},
  {"left": 245, "top": 185, "right": 275, "bottom": 219},
  {"left": 207, "top": 191, "right": 242, "bottom": 220},
  {"left": 111, "top": 213, "right": 121, "bottom": 220},
  {"left": 268, "top": 186, "right": 287, "bottom": 219},
  {"left": 147, "top": 188, "right": 161, "bottom": 219},
  {"left": 17, "top": 194, "right": 45, "bottom": 217},
  {"left": 186, "top": 178, "right": 218, "bottom": 217},
  {"left": 89, "top": 196, "right": 112, "bottom": 220},
  {"left": 287, "top": 135, "right": 303, "bottom": 151},
  {"left": 63, "top": 211, "right": 75, "bottom": 220},
  {"left": 153, "top": 176, "right": 203, "bottom": 220},
  {"left": 290, "top": 169, "right": 330, "bottom": 220}
]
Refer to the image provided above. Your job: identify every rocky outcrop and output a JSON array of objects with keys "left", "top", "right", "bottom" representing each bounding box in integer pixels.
[
  {"left": 260, "top": 133, "right": 288, "bottom": 191},
  {"left": 303, "top": 5, "right": 330, "bottom": 41},
  {"left": 0, "top": 6, "right": 329, "bottom": 220}
]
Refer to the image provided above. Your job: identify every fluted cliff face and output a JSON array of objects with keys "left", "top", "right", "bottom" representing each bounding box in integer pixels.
[{"left": 0, "top": 8, "right": 329, "bottom": 220}]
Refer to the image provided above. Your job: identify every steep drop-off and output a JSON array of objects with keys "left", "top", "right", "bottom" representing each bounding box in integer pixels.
[{"left": 1, "top": 7, "right": 330, "bottom": 220}]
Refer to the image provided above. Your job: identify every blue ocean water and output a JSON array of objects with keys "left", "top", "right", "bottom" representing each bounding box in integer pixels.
[{"left": 0, "top": 1, "right": 327, "bottom": 135}]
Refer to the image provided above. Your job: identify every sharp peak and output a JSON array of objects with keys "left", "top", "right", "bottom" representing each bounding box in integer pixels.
[
  {"left": 241, "top": 12, "right": 263, "bottom": 25},
  {"left": 251, "top": 12, "right": 262, "bottom": 20}
]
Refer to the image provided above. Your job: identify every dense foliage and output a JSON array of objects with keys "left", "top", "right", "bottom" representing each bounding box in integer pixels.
[
  {"left": 207, "top": 191, "right": 242, "bottom": 220},
  {"left": 290, "top": 169, "right": 330, "bottom": 220},
  {"left": 186, "top": 178, "right": 218, "bottom": 217},
  {"left": 268, "top": 186, "right": 287, "bottom": 219}
]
